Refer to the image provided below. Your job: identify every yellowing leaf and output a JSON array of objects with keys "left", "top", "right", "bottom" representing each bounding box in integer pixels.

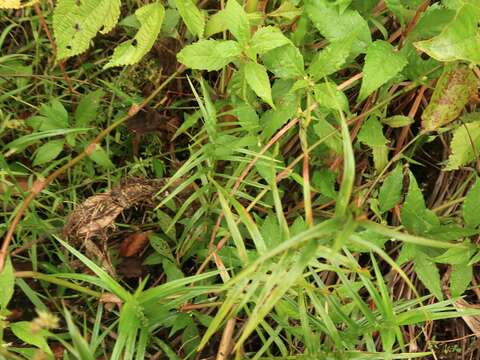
[
  {"left": 421, "top": 64, "right": 477, "bottom": 131},
  {"left": 104, "top": 2, "right": 165, "bottom": 68},
  {"left": 53, "top": 0, "right": 121, "bottom": 59},
  {"left": 0, "top": 0, "right": 20, "bottom": 9},
  {"left": 414, "top": 3, "right": 480, "bottom": 64},
  {"left": 358, "top": 40, "right": 407, "bottom": 102}
]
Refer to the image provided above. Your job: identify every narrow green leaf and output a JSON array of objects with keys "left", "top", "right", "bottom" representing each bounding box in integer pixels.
[
  {"left": 450, "top": 263, "right": 472, "bottom": 297},
  {"left": 414, "top": 255, "right": 443, "bottom": 300},
  {"left": 225, "top": 0, "right": 250, "bottom": 45},
  {"left": 378, "top": 164, "right": 403, "bottom": 213},
  {"left": 244, "top": 61, "right": 274, "bottom": 108},
  {"left": 176, "top": 0, "right": 205, "bottom": 38},
  {"left": 464, "top": 178, "right": 480, "bottom": 227},
  {"left": 381, "top": 115, "right": 414, "bottom": 128},
  {"left": 421, "top": 64, "right": 477, "bottom": 131},
  {"left": 53, "top": 0, "right": 121, "bottom": 59},
  {"left": 250, "top": 26, "right": 291, "bottom": 55},
  {"left": 177, "top": 40, "right": 241, "bottom": 71},
  {"left": 104, "top": 2, "right": 165, "bottom": 68},
  {"left": 358, "top": 40, "right": 407, "bottom": 102},
  {"left": 445, "top": 122, "right": 480, "bottom": 170},
  {"left": 32, "top": 139, "right": 64, "bottom": 166},
  {"left": 75, "top": 89, "right": 105, "bottom": 128},
  {"left": 414, "top": 3, "right": 480, "bottom": 64},
  {"left": 0, "top": 257, "right": 14, "bottom": 308}
]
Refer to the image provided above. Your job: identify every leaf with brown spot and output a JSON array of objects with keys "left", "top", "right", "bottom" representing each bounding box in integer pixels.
[
  {"left": 421, "top": 64, "right": 478, "bottom": 132},
  {"left": 119, "top": 231, "right": 151, "bottom": 257}
]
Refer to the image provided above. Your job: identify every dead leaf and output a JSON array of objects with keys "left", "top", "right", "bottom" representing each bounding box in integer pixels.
[
  {"left": 120, "top": 231, "right": 151, "bottom": 257},
  {"left": 422, "top": 64, "right": 478, "bottom": 131}
]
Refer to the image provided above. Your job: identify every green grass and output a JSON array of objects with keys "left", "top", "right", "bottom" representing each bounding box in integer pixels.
[{"left": 1, "top": 0, "right": 480, "bottom": 359}]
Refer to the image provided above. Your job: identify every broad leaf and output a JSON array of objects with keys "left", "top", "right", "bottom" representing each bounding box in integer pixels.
[
  {"left": 261, "top": 44, "right": 304, "bottom": 79},
  {"left": 53, "top": 0, "right": 121, "bottom": 59},
  {"left": 250, "top": 26, "right": 291, "bottom": 55},
  {"left": 225, "top": 0, "right": 250, "bottom": 45},
  {"left": 244, "top": 61, "right": 274, "bottom": 108},
  {"left": 75, "top": 90, "right": 105, "bottom": 127},
  {"left": 305, "top": 0, "right": 371, "bottom": 55},
  {"left": 445, "top": 122, "right": 480, "bottom": 170},
  {"left": 414, "top": 3, "right": 480, "bottom": 64},
  {"left": 463, "top": 177, "right": 480, "bottom": 227},
  {"left": 89, "top": 144, "right": 114, "bottom": 169},
  {"left": 450, "top": 263, "right": 472, "bottom": 297},
  {"left": 421, "top": 64, "right": 477, "bottom": 131},
  {"left": 358, "top": 116, "right": 389, "bottom": 172},
  {"left": 313, "top": 117, "right": 343, "bottom": 154},
  {"left": 177, "top": 40, "right": 241, "bottom": 71},
  {"left": 414, "top": 254, "right": 443, "bottom": 300},
  {"left": 10, "top": 322, "right": 51, "bottom": 354},
  {"left": 400, "top": 171, "right": 439, "bottom": 235},
  {"left": 33, "top": 140, "right": 64, "bottom": 166},
  {"left": 313, "top": 82, "right": 349, "bottom": 112},
  {"left": 176, "top": 0, "right": 205, "bottom": 38},
  {"left": 308, "top": 38, "right": 354, "bottom": 80},
  {"left": 378, "top": 164, "right": 403, "bottom": 213},
  {"left": 104, "top": 2, "right": 165, "bottom": 68},
  {"left": 358, "top": 40, "right": 407, "bottom": 102}
]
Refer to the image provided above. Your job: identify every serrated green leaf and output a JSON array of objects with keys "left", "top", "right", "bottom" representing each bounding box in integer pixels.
[
  {"left": 435, "top": 243, "right": 474, "bottom": 264},
  {"left": 464, "top": 178, "right": 480, "bottom": 227},
  {"left": 225, "top": 0, "right": 250, "bottom": 45},
  {"left": 358, "top": 40, "right": 407, "bottom": 102},
  {"left": 400, "top": 171, "right": 439, "bottom": 235},
  {"left": 33, "top": 139, "right": 64, "bottom": 166},
  {"left": 75, "top": 90, "right": 105, "bottom": 127},
  {"left": 261, "top": 44, "right": 304, "bottom": 79},
  {"left": 88, "top": 144, "right": 114, "bottom": 169},
  {"left": 414, "top": 3, "right": 480, "bottom": 64},
  {"left": 205, "top": 9, "right": 227, "bottom": 37},
  {"left": 53, "top": 0, "right": 121, "bottom": 59},
  {"left": 414, "top": 254, "right": 443, "bottom": 300},
  {"left": 250, "top": 26, "right": 291, "bottom": 55},
  {"left": 450, "top": 263, "right": 472, "bottom": 297},
  {"left": 445, "top": 122, "right": 480, "bottom": 171},
  {"left": 104, "top": 2, "right": 164, "bottom": 68},
  {"left": 305, "top": 0, "right": 371, "bottom": 55},
  {"left": 244, "top": 61, "right": 274, "bottom": 108},
  {"left": 421, "top": 64, "right": 477, "bottom": 131},
  {"left": 38, "top": 99, "right": 69, "bottom": 130},
  {"left": 176, "top": 0, "right": 205, "bottom": 38},
  {"left": 177, "top": 40, "right": 241, "bottom": 71},
  {"left": 358, "top": 116, "right": 389, "bottom": 172},
  {"left": 313, "top": 117, "right": 343, "bottom": 154},
  {"left": 381, "top": 115, "right": 414, "bottom": 128},
  {"left": 313, "top": 82, "right": 349, "bottom": 112},
  {"left": 308, "top": 38, "right": 353, "bottom": 80},
  {"left": 379, "top": 164, "right": 403, "bottom": 213},
  {"left": 268, "top": 1, "right": 302, "bottom": 19},
  {"left": 0, "top": 257, "right": 14, "bottom": 308}
]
